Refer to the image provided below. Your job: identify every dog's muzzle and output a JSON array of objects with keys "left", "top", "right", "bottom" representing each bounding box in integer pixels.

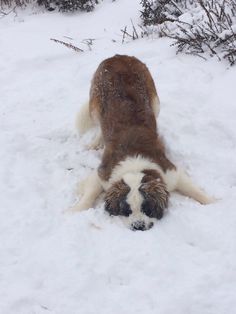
[{"left": 131, "top": 221, "right": 154, "bottom": 231}]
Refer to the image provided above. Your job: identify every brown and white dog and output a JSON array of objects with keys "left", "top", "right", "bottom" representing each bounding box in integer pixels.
[{"left": 72, "top": 55, "right": 214, "bottom": 231}]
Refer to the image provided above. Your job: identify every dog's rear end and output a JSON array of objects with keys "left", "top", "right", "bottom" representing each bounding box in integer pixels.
[
  {"left": 89, "top": 54, "right": 160, "bottom": 133},
  {"left": 76, "top": 55, "right": 160, "bottom": 149}
]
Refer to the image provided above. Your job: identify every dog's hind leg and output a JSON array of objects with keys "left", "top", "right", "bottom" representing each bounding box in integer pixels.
[
  {"left": 175, "top": 170, "right": 215, "bottom": 205},
  {"left": 69, "top": 171, "right": 103, "bottom": 212}
]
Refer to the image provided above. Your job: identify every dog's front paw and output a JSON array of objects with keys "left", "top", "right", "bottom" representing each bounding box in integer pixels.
[
  {"left": 199, "top": 194, "right": 218, "bottom": 205},
  {"left": 66, "top": 199, "right": 92, "bottom": 214}
]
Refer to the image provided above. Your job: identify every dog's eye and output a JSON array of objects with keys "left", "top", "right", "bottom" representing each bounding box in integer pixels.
[
  {"left": 141, "top": 200, "right": 154, "bottom": 217},
  {"left": 119, "top": 199, "right": 132, "bottom": 217},
  {"left": 142, "top": 199, "right": 163, "bottom": 220}
]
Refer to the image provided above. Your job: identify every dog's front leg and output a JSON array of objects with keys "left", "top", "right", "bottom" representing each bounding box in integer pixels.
[
  {"left": 69, "top": 171, "right": 103, "bottom": 212},
  {"left": 175, "top": 170, "right": 215, "bottom": 205}
]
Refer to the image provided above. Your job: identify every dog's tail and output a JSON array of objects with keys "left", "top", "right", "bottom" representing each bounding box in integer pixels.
[{"left": 75, "top": 102, "right": 95, "bottom": 135}]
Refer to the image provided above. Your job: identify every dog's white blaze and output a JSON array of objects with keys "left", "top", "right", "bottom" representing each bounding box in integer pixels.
[
  {"left": 122, "top": 172, "right": 155, "bottom": 227},
  {"left": 123, "top": 172, "right": 144, "bottom": 214}
]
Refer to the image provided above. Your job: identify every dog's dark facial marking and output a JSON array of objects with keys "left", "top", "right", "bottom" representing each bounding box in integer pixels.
[
  {"left": 119, "top": 199, "right": 132, "bottom": 217},
  {"left": 104, "top": 180, "right": 131, "bottom": 216},
  {"left": 141, "top": 199, "right": 164, "bottom": 220},
  {"left": 139, "top": 170, "right": 169, "bottom": 220}
]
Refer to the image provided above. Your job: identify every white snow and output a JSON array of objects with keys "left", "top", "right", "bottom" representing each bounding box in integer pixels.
[{"left": 0, "top": 1, "right": 236, "bottom": 313}]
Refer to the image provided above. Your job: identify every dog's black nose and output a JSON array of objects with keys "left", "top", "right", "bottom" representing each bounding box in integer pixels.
[
  {"left": 131, "top": 221, "right": 145, "bottom": 231},
  {"left": 131, "top": 221, "right": 153, "bottom": 231}
]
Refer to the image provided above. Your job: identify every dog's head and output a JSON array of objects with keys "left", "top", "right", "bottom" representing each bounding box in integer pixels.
[{"left": 104, "top": 169, "right": 169, "bottom": 231}]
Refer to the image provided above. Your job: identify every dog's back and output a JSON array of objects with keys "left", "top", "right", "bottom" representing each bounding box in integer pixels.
[{"left": 89, "top": 55, "right": 160, "bottom": 144}]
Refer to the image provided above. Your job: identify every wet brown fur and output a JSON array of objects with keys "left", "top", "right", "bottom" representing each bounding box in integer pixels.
[
  {"left": 139, "top": 177, "right": 169, "bottom": 211},
  {"left": 140, "top": 169, "right": 169, "bottom": 214},
  {"left": 141, "top": 169, "right": 164, "bottom": 184},
  {"left": 89, "top": 55, "right": 175, "bottom": 181},
  {"left": 104, "top": 180, "right": 130, "bottom": 216}
]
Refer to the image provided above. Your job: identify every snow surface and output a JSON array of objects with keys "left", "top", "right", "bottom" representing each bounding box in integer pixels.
[{"left": 0, "top": 1, "right": 236, "bottom": 313}]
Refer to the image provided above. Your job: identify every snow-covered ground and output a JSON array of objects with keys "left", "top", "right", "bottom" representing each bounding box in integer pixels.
[{"left": 0, "top": 1, "right": 236, "bottom": 313}]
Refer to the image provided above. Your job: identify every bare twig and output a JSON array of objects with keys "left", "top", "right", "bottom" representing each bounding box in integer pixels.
[
  {"left": 121, "top": 26, "right": 128, "bottom": 44},
  {"left": 63, "top": 35, "right": 74, "bottom": 40},
  {"left": 81, "top": 38, "right": 96, "bottom": 51},
  {"left": 50, "top": 38, "right": 84, "bottom": 53},
  {"left": 130, "top": 19, "right": 139, "bottom": 40},
  {"left": 169, "top": 0, "right": 183, "bottom": 15},
  {"left": 0, "top": 5, "right": 16, "bottom": 17}
]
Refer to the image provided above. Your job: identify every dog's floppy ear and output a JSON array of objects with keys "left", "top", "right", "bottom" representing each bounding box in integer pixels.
[
  {"left": 140, "top": 169, "right": 169, "bottom": 219},
  {"left": 140, "top": 180, "right": 168, "bottom": 211},
  {"left": 104, "top": 180, "right": 131, "bottom": 216}
]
